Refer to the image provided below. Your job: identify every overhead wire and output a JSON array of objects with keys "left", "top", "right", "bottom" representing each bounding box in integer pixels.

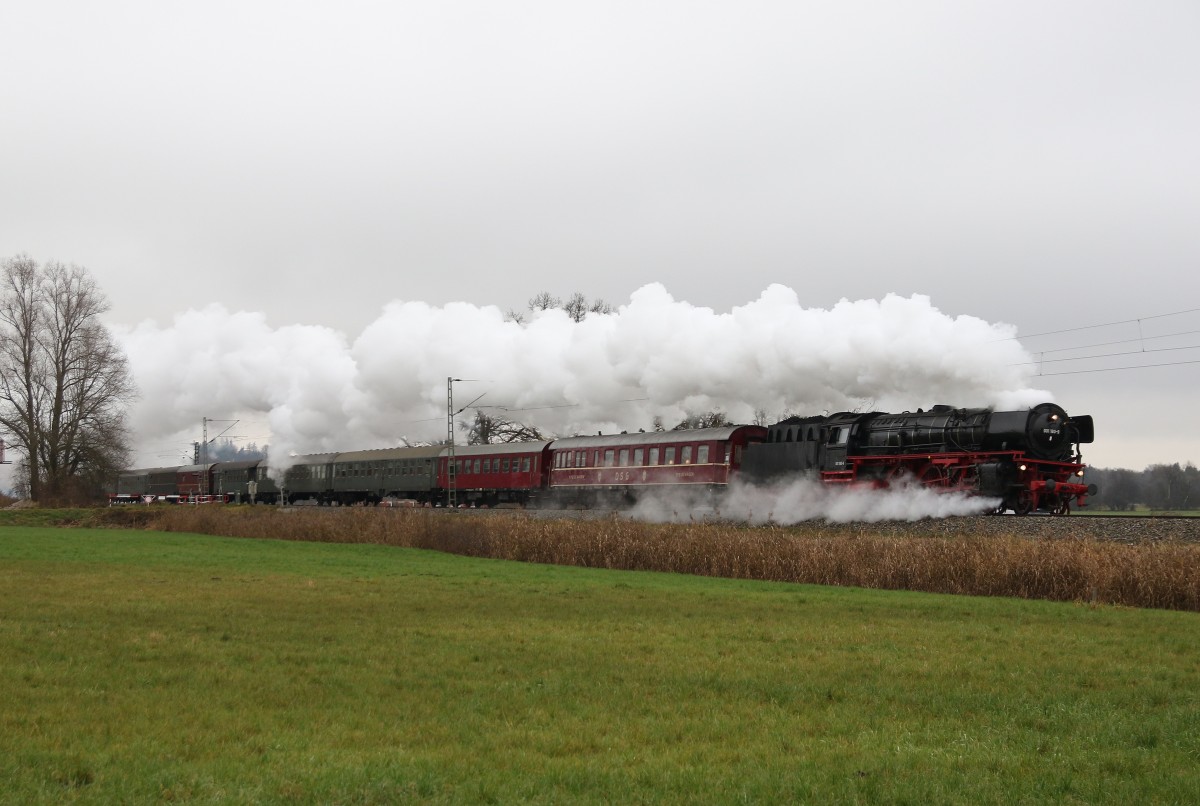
[
  {"left": 1010, "top": 305, "right": 1200, "bottom": 377},
  {"left": 1008, "top": 306, "right": 1200, "bottom": 341}
]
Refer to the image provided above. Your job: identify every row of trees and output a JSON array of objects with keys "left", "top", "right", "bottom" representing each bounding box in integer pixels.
[
  {"left": 1085, "top": 464, "right": 1200, "bottom": 512},
  {"left": 508, "top": 291, "right": 614, "bottom": 323},
  {"left": 0, "top": 255, "right": 134, "bottom": 504}
]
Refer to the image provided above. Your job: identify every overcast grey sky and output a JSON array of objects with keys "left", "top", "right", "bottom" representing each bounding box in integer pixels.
[{"left": 2, "top": 1, "right": 1198, "bottom": 473}]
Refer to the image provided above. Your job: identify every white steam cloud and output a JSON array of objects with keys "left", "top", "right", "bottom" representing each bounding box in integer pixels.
[
  {"left": 629, "top": 478, "right": 1001, "bottom": 524},
  {"left": 116, "top": 283, "right": 1048, "bottom": 470}
]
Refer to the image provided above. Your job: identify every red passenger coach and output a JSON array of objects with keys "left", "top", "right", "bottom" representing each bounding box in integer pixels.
[
  {"left": 437, "top": 441, "right": 552, "bottom": 507},
  {"left": 174, "top": 463, "right": 230, "bottom": 503},
  {"left": 546, "top": 425, "right": 767, "bottom": 506},
  {"left": 176, "top": 464, "right": 215, "bottom": 497}
]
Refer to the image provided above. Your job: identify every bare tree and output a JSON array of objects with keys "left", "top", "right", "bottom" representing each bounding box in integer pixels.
[
  {"left": 563, "top": 292, "right": 589, "bottom": 322},
  {"left": 672, "top": 411, "right": 733, "bottom": 430},
  {"left": 461, "top": 409, "right": 547, "bottom": 445},
  {"left": 563, "top": 292, "right": 614, "bottom": 322},
  {"left": 528, "top": 291, "right": 613, "bottom": 322},
  {"left": 528, "top": 291, "right": 561, "bottom": 312},
  {"left": 589, "top": 298, "right": 614, "bottom": 316},
  {"left": 0, "top": 255, "right": 135, "bottom": 503}
]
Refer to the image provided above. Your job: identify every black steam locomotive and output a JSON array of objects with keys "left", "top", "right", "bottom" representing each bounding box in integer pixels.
[{"left": 742, "top": 402, "right": 1095, "bottom": 514}]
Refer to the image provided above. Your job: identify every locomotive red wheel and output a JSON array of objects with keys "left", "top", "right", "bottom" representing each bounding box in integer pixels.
[
  {"left": 919, "top": 465, "right": 946, "bottom": 488},
  {"left": 953, "top": 466, "right": 980, "bottom": 492}
]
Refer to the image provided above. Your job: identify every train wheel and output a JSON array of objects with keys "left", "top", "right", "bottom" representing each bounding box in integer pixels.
[
  {"left": 919, "top": 465, "right": 946, "bottom": 488},
  {"left": 952, "top": 466, "right": 980, "bottom": 493}
]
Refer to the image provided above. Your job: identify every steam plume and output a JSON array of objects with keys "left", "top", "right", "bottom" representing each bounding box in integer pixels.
[
  {"left": 116, "top": 283, "right": 1048, "bottom": 471},
  {"left": 628, "top": 479, "right": 1001, "bottom": 524}
]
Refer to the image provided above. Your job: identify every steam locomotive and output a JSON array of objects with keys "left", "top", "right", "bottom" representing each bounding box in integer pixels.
[
  {"left": 742, "top": 402, "right": 1095, "bottom": 514},
  {"left": 114, "top": 402, "right": 1095, "bottom": 515}
]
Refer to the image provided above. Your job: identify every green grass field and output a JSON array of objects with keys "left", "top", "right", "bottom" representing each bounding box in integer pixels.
[{"left": 2, "top": 527, "right": 1197, "bottom": 804}]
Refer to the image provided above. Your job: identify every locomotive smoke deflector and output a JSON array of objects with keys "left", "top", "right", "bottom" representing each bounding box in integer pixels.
[{"left": 1069, "top": 414, "right": 1095, "bottom": 444}]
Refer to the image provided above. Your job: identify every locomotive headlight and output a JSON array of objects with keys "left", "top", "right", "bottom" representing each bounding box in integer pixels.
[
  {"left": 1077, "top": 470, "right": 1085, "bottom": 477},
  {"left": 1018, "top": 464, "right": 1027, "bottom": 472},
  {"left": 1050, "top": 414, "right": 1059, "bottom": 422}
]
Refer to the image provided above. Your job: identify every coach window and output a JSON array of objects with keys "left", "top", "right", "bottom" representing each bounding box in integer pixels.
[
  {"left": 649, "top": 447, "right": 659, "bottom": 465},
  {"left": 634, "top": 448, "right": 644, "bottom": 465},
  {"left": 473, "top": 459, "right": 481, "bottom": 474},
  {"left": 698, "top": 445, "right": 709, "bottom": 464},
  {"left": 502, "top": 458, "right": 510, "bottom": 473},
  {"left": 579, "top": 451, "right": 586, "bottom": 467},
  {"left": 619, "top": 449, "right": 629, "bottom": 467},
  {"left": 682, "top": 446, "right": 692, "bottom": 464},
  {"left": 665, "top": 447, "right": 675, "bottom": 465},
  {"left": 604, "top": 449, "right": 615, "bottom": 467},
  {"left": 483, "top": 459, "right": 491, "bottom": 473},
  {"left": 520, "top": 457, "right": 529, "bottom": 472}
]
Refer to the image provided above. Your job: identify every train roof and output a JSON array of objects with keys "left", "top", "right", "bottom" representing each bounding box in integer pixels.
[
  {"left": 550, "top": 425, "right": 763, "bottom": 450},
  {"left": 447, "top": 441, "right": 551, "bottom": 457},
  {"left": 334, "top": 446, "right": 445, "bottom": 462},
  {"left": 213, "top": 459, "right": 264, "bottom": 471},
  {"left": 119, "top": 466, "right": 182, "bottom": 476},
  {"left": 285, "top": 453, "right": 340, "bottom": 465}
]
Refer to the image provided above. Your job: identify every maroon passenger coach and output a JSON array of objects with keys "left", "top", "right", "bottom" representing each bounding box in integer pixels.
[{"left": 545, "top": 425, "right": 767, "bottom": 506}]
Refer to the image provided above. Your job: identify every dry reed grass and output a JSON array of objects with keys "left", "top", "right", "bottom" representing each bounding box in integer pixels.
[{"left": 128, "top": 506, "right": 1200, "bottom": 611}]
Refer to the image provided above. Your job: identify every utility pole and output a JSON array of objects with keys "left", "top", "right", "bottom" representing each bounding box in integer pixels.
[
  {"left": 446, "top": 378, "right": 484, "bottom": 510},
  {"left": 200, "top": 418, "right": 240, "bottom": 499},
  {"left": 447, "top": 378, "right": 457, "bottom": 509},
  {"left": 201, "top": 417, "right": 208, "bottom": 496}
]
